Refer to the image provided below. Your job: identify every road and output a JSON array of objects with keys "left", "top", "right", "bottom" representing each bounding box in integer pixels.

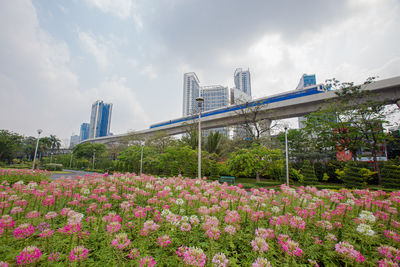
[{"left": 50, "top": 169, "right": 100, "bottom": 179}]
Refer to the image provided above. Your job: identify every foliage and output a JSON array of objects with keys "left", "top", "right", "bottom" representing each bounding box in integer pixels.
[
  {"left": 381, "top": 162, "right": 400, "bottom": 188},
  {"left": 342, "top": 161, "right": 364, "bottom": 188},
  {"left": 0, "top": 169, "right": 50, "bottom": 184},
  {"left": 300, "top": 160, "right": 318, "bottom": 185},
  {"left": 0, "top": 130, "right": 23, "bottom": 163},
  {"left": 73, "top": 143, "right": 106, "bottom": 160},
  {"left": 228, "top": 145, "right": 282, "bottom": 182}
]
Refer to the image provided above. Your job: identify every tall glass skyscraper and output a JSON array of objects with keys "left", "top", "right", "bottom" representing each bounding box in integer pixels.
[
  {"left": 89, "top": 100, "right": 113, "bottom": 139},
  {"left": 79, "top": 123, "right": 90, "bottom": 141},
  {"left": 183, "top": 72, "right": 200, "bottom": 116},
  {"left": 234, "top": 68, "right": 251, "bottom": 96},
  {"left": 200, "top": 85, "right": 229, "bottom": 112}
]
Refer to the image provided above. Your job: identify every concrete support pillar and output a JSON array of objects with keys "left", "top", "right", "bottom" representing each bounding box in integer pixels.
[{"left": 263, "top": 119, "right": 272, "bottom": 137}]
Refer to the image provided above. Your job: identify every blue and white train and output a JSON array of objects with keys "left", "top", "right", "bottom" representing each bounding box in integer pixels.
[{"left": 150, "top": 84, "right": 328, "bottom": 129}]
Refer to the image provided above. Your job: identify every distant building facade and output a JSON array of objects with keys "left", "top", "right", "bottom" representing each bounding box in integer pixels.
[
  {"left": 183, "top": 72, "right": 200, "bottom": 116},
  {"left": 89, "top": 100, "right": 113, "bottom": 139},
  {"left": 79, "top": 123, "right": 90, "bottom": 141},
  {"left": 69, "top": 135, "right": 80, "bottom": 148},
  {"left": 297, "top": 74, "right": 316, "bottom": 128},
  {"left": 234, "top": 68, "right": 252, "bottom": 96}
]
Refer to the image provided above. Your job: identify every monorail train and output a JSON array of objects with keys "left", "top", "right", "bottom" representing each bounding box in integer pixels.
[{"left": 150, "top": 84, "right": 328, "bottom": 129}]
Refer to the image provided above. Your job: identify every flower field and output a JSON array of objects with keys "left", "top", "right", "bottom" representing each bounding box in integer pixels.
[{"left": 1, "top": 171, "right": 400, "bottom": 266}]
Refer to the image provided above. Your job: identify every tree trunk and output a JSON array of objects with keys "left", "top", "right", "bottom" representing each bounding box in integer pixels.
[
  {"left": 371, "top": 146, "right": 382, "bottom": 186},
  {"left": 256, "top": 172, "right": 261, "bottom": 183}
]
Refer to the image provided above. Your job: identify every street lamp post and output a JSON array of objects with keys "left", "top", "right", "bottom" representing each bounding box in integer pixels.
[
  {"left": 284, "top": 127, "right": 289, "bottom": 186},
  {"left": 32, "top": 129, "right": 43, "bottom": 170},
  {"left": 69, "top": 152, "right": 73, "bottom": 169},
  {"left": 196, "top": 97, "right": 204, "bottom": 180},
  {"left": 140, "top": 142, "right": 144, "bottom": 176},
  {"left": 92, "top": 149, "right": 96, "bottom": 170}
]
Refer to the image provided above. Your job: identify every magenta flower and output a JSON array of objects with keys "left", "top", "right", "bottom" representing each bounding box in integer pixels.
[
  {"left": 251, "top": 237, "right": 269, "bottom": 253},
  {"left": 183, "top": 247, "right": 207, "bottom": 267},
  {"left": 13, "top": 223, "right": 35, "bottom": 239},
  {"left": 157, "top": 235, "right": 171, "bottom": 247},
  {"left": 252, "top": 257, "right": 272, "bottom": 267},
  {"left": 26, "top": 211, "right": 39, "bottom": 219},
  {"left": 335, "top": 241, "right": 365, "bottom": 263},
  {"left": 16, "top": 246, "right": 42, "bottom": 266},
  {"left": 139, "top": 256, "right": 157, "bottom": 267},
  {"left": 39, "top": 229, "right": 54, "bottom": 239},
  {"left": 69, "top": 246, "right": 88, "bottom": 262},
  {"left": 106, "top": 222, "right": 121, "bottom": 234},
  {"left": 111, "top": 233, "right": 131, "bottom": 250},
  {"left": 48, "top": 252, "right": 60, "bottom": 262},
  {"left": 128, "top": 248, "right": 140, "bottom": 259},
  {"left": 212, "top": 253, "right": 229, "bottom": 267}
]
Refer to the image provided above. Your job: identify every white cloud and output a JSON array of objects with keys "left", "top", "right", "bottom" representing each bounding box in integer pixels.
[
  {"left": 84, "top": 77, "right": 151, "bottom": 133},
  {"left": 77, "top": 30, "right": 109, "bottom": 69},
  {"left": 84, "top": 0, "right": 133, "bottom": 19},
  {"left": 140, "top": 65, "right": 158, "bottom": 79}
]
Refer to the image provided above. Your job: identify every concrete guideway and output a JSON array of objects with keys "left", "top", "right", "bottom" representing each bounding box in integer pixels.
[{"left": 83, "top": 75, "right": 400, "bottom": 144}]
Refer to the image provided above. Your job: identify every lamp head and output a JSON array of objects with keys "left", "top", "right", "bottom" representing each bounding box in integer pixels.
[{"left": 37, "top": 129, "right": 43, "bottom": 135}]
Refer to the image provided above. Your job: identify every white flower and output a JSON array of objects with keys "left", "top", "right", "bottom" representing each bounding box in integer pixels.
[
  {"left": 195, "top": 180, "right": 201, "bottom": 185},
  {"left": 27, "top": 182, "right": 37, "bottom": 189},
  {"left": 175, "top": 186, "right": 183, "bottom": 191},
  {"left": 161, "top": 209, "right": 172, "bottom": 217},
  {"left": 176, "top": 198, "right": 184, "bottom": 206},
  {"left": 164, "top": 186, "right": 171, "bottom": 191},
  {"left": 359, "top": 210, "right": 376, "bottom": 223},
  {"left": 271, "top": 206, "right": 280, "bottom": 214},
  {"left": 346, "top": 199, "right": 355, "bottom": 205},
  {"left": 356, "top": 223, "right": 375, "bottom": 236},
  {"left": 145, "top": 183, "right": 154, "bottom": 189},
  {"left": 179, "top": 209, "right": 185, "bottom": 214}
]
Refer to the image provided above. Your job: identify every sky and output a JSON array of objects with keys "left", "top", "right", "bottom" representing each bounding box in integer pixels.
[{"left": 1, "top": 0, "right": 399, "bottom": 147}]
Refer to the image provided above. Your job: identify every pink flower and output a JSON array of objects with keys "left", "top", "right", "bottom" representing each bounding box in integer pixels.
[
  {"left": 43, "top": 195, "right": 55, "bottom": 206},
  {"left": 212, "top": 253, "right": 229, "bottom": 267},
  {"left": 128, "top": 248, "right": 140, "bottom": 259},
  {"left": 0, "top": 261, "right": 8, "bottom": 267},
  {"left": 139, "top": 256, "right": 157, "bottom": 267},
  {"left": 180, "top": 222, "right": 192, "bottom": 232},
  {"left": 255, "top": 228, "right": 275, "bottom": 239},
  {"left": 277, "top": 234, "right": 303, "bottom": 257},
  {"left": 106, "top": 222, "right": 121, "bottom": 234},
  {"left": 69, "top": 246, "right": 88, "bottom": 262},
  {"left": 45, "top": 211, "right": 57, "bottom": 220},
  {"left": 251, "top": 237, "right": 269, "bottom": 253},
  {"left": 39, "top": 229, "right": 54, "bottom": 238},
  {"left": 16, "top": 246, "right": 42, "bottom": 266},
  {"left": 13, "top": 223, "right": 35, "bottom": 239},
  {"left": 111, "top": 233, "right": 131, "bottom": 250},
  {"left": 48, "top": 252, "right": 60, "bottom": 262},
  {"left": 183, "top": 247, "right": 207, "bottom": 267},
  {"left": 26, "top": 211, "right": 39, "bottom": 219},
  {"left": 335, "top": 241, "right": 365, "bottom": 263},
  {"left": 158, "top": 235, "right": 171, "bottom": 247},
  {"left": 224, "top": 210, "right": 241, "bottom": 224},
  {"left": 252, "top": 257, "right": 272, "bottom": 267},
  {"left": 224, "top": 225, "right": 237, "bottom": 235},
  {"left": 57, "top": 222, "right": 81, "bottom": 235},
  {"left": 10, "top": 206, "right": 23, "bottom": 214}
]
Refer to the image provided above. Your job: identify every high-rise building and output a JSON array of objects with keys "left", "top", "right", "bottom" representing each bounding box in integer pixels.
[
  {"left": 69, "top": 135, "right": 80, "bottom": 148},
  {"left": 297, "top": 74, "right": 316, "bottom": 128},
  {"left": 79, "top": 123, "right": 90, "bottom": 141},
  {"left": 296, "top": 74, "right": 316, "bottom": 90},
  {"left": 234, "top": 68, "right": 251, "bottom": 96},
  {"left": 200, "top": 85, "right": 229, "bottom": 112},
  {"left": 89, "top": 100, "right": 113, "bottom": 139},
  {"left": 183, "top": 72, "right": 200, "bottom": 116}
]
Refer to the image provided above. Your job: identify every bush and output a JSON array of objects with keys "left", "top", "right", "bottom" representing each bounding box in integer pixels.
[
  {"left": 44, "top": 163, "right": 63, "bottom": 171},
  {"left": 381, "top": 163, "right": 400, "bottom": 188},
  {"left": 342, "top": 161, "right": 364, "bottom": 188},
  {"left": 301, "top": 160, "right": 318, "bottom": 185}
]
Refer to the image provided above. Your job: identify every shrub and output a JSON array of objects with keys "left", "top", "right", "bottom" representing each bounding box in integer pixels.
[
  {"left": 44, "top": 163, "right": 63, "bottom": 171},
  {"left": 0, "top": 169, "right": 50, "bottom": 184},
  {"left": 342, "top": 161, "right": 364, "bottom": 188},
  {"left": 301, "top": 160, "right": 318, "bottom": 185},
  {"left": 381, "top": 163, "right": 400, "bottom": 188}
]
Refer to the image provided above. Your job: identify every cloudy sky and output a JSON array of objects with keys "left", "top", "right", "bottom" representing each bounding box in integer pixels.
[{"left": 1, "top": 0, "right": 399, "bottom": 146}]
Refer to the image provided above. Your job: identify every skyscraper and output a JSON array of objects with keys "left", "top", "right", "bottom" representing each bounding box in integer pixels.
[
  {"left": 183, "top": 72, "right": 200, "bottom": 116},
  {"left": 200, "top": 85, "right": 229, "bottom": 112},
  {"left": 234, "top": 68, "right": 251, "bottom": 96},
  {"left": 79, "top": 123, "right": 90, "bottom": 141},
  {"left": 69, "top": 135, "right": 80, "bottom": 148},
  {"left": 89, "top": 100, "right": 113, "bottom": 139},
  {"left": 296, "top": 74, "right": 316, "bottom": 128}
]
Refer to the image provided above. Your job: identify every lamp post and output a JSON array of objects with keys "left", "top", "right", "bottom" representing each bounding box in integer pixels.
[
  {"left": 196, "top": 97, "right": 204, "bottom": 180},
  {"left": 140, "top": 142, "right": 144, "bottom": 176},
  {"left": 284, "top": 127, "right": 289, "bottom": 186},
  {"left": 32, "top": 129, "right": 43, "bottom": 170},
  {"left": 92, "top": 149, "right": 96, "bottom": 170},
  {"left": 69, "top": 151, "right": 73, "bottom": 169}
]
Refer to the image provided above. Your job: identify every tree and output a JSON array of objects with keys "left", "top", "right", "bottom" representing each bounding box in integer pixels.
[
  {"left": 304, "top": 78, "right": 391, "bottom": 185},
  {"left": 146, "top": 131, "right": 176, "bottom": 154},
  {"left": 234, "top": 99, "right": 280, "bottom": 144},
  {"left": 49, "top": 135, "right": 61, "bottom": 152},
  {"left": 205, "top": 131, "right": 224, "bottom": 155},
  {"left": 73, "top": 143, "right": 106, "bottom": 161},
  {"left": 0, "top": 130, "right": 23, "bottom": 163},
  {"left": 228, "top": 145, "right": 282, "bottom": 182},
  {"left": 22, "top": 136, "right": 37, "bottom": 160}
]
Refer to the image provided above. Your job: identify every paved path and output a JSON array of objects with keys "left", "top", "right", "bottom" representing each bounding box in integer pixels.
[{"left": 50, "top": 170, "right": 99, "bottom": 179}]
